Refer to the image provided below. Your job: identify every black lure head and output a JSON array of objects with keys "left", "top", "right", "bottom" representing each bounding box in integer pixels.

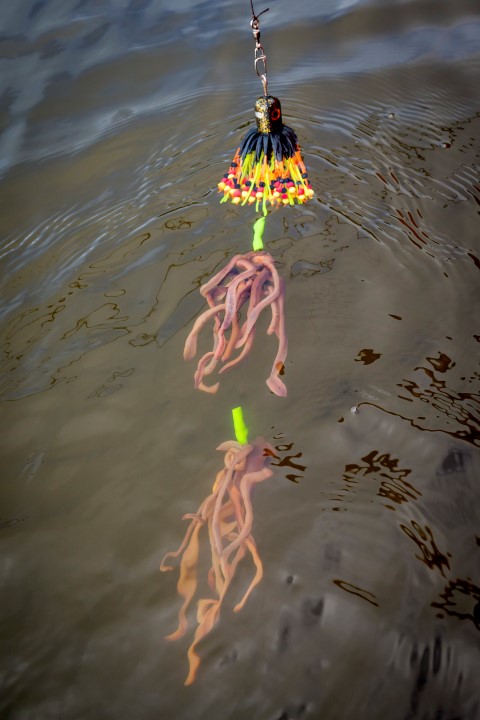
[
  {"left": 241, "top": 94, "right": 296, "bottom": 164},
  {"left": 255, "top": 95, "right": 283, "bottom": 134}
]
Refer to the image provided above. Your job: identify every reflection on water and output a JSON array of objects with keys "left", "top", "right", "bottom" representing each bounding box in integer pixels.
[
  {"left": 356, "top": 348, "right": 480, "bottom": 447},
  {"left": 400, "top": 520, "right": 451, "bottom": 577},
  {"left": 266, "top": 433, "right": 307, "bottom": 484},
  {"left": 397, "top": 352, "right": 480, "bottom": 446},
  {"left": 433, "top": 577, "right": 480, "bottom": 630},
  {"left": 1, "top": 0, "right": 480, "bottom": 718},
  {"left": 332, "top": 579, "right": 379, "bottom": 607},
  {"left": 337, "top": 449, "right": 420, "bottom": 510},
  {"left": 355, "top": 347, "right": 382, "bottom": 364}
]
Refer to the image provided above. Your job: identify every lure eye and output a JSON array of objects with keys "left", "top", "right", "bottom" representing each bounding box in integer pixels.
[{"left": 270, "top": 107, "right": 281, "bottom": 121}]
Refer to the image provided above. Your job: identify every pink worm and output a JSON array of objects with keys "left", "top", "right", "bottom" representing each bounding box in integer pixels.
[
  {"left": 211, "top": 445, "right": 252, "bottom": 557},
  {"left": 220, "top": 268, "right": 255, "bottom": 334},
  {"left": 220, "top": 466, "right": 273, "bottom": 582},
  {"left": 235, "top": 267, "right": 270, "bottom": 349},
  {"left": 200, "top": 255, "right": 256, "bottom": 298},
  {"left": 219, "top": 325, "right": 256, "bottom": 374},
  {"left": 237, "top": 261, "right": 280, "bottom": 345},
  {"left": 184, "top": 304, "right": 225, "bottom": 361},
  {"left": 200, "top": 255, "right": 245, "bottom": 298},
  {"left": 266, "top": 279, "right": 288, "bottom": 397},
  {"left": 194, "top": 351, "right": 220, "bottom": 393}
]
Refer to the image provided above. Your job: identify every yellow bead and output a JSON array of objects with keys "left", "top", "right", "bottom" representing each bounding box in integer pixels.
[{"left": 232, "top": 196, "right": 241, "bottom": 204}]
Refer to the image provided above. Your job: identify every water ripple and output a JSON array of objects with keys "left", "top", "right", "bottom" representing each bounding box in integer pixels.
[{"left": 1, "top": 2, "right": 480, "bottom": 717}]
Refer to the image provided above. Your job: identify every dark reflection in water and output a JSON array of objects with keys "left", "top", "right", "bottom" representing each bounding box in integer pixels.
[
  {"left": 404, "top": 635, "right": 468, "bottom": 720},
  {"left": 396, "top": 351, "right": 480, "bottom": 446},
  {"left": 356, "top": 350, "right": 480, "bottom": 448},
  {"left": 432, "top": 578, "right": 480, "bottom": 631},
  {"left": 265, "top": 432, "right": 307, "bottom": 483},
  {"left": 437, "top": 448, "right": 470, "bottom": 476},
  {"left": 400, "top": 521, "right": 451, "bottom": 577},
  {"left": 336, "top": 449, "right": 419, "bottom": 510},
  {"left": 394, "top": 207, "right": 433, "bottom": 249},
  {"left": 355, "top": 347, "right": 382, "bottom": 365},
  {"left": 332, "top": 579, "right": 379, "bottom": 607},
  {"left": 87, "top": 367, "right": 135, "bottom": 399}
]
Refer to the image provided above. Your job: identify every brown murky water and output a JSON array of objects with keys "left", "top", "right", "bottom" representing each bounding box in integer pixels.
[{"left": 1, "top": 1, "right": 480, "bottom": 718}]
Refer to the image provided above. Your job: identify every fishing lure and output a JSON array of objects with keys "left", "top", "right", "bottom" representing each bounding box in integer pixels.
[
  {"left": 160, "top": 408, "right": 275, "bottom": 685},
  {"left": 183, "top": 217, "right": 288, "bottom": 397},
  {"left": 218, "top": 1, "right": 314, "bottom": 211}
]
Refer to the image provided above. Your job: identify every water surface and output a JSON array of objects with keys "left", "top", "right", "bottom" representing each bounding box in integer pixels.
[{"left": 1, "top": 1, "right": 480, "bottom": 718}]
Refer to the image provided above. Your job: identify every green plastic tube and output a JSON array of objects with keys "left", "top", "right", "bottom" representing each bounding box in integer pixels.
[
  {"left": 232, "top": 406, "right": 249, "bottom": 445},
  {"left": 252, "top": 216, "right": 266, "bottom": 251}
]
